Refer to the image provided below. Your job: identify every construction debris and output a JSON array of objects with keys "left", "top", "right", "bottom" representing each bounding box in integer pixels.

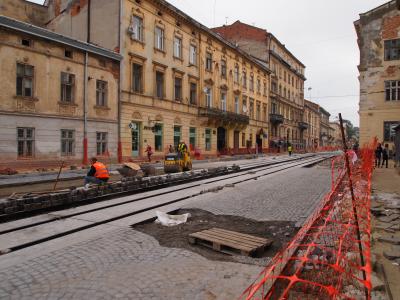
[{"left": 0, "top": 168, "right": 18, "bottom": 175}]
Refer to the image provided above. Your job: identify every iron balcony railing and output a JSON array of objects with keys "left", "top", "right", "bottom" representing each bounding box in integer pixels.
[
  {"left": 269, "top": 113, "right": 284, "bottom": 124},
  {"left": 198, "top": 107, "right": 250, "bottom": 125},
  {"left": 298, "top": 121, "right": 309, "bottom": 130}
]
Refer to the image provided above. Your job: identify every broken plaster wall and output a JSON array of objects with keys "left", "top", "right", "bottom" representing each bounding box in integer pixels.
[
  {"left": 356, "top": 2, "right": 400, "bottom": 146},
  {"left": 46, "top": 0, "right": 119, "bottom": 51},
  {"left": 0, "top": 0, "right": 49, "bottom": 26}
]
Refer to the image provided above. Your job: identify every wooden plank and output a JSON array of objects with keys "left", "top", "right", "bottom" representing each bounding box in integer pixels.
[
  {"left": 191, "top": 228, "right": 272, "bottom": 249},
  {"left": 196, "top": 229, "right": 269, "bottom": 248},
  {"left": 189, "top": 228, "right": 273, "bottom": 256},
  {"left": 210, "top": 228, "right": 268, "bottom": 242},
  {"left": 210, "top": 228, "right": 270, "bottom": 243},
  {"left": 190, "top": 232, "right": 255, "bottom": 252},
  {"left": 190, "top": 235, "right": 252, "bottom": 256}
]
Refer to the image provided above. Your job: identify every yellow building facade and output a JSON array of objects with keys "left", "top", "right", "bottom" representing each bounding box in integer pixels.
[
  {"left": 212, "top": 22, "right": 307, "bottom": 151},
  {"left": 119, "top": 0, "right": 270, "bottom": 160},
  {"left": 0, "top": 15, "right": 121, "bottom": 168},
  {"left": 304, "top": 99, "right": 321, "bottom": 150}
]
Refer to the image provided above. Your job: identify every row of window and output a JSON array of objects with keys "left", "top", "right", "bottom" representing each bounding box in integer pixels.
[
  {"left": 16, "top": 63, "right": 108, "bottom": 106},
  {"left": 130, "top": 16, "right": 268, "bottom": 93},
  {"left": 151, "top": 125, "right": 212, "bottom": 152},
  {"left": 271, "top": 62, "right": 303, "bottom": 90},
  {"left": 271, "top": 81, "right": 299, "bottom": 102},
  {"left": 133, "top": 63, "right": 268, "bottom": 117},
  {"left": 130, "top": 15, "right": 198, "bottom": 65},
  {"left": 17, "top": 128, "right": 108, "bottom": 157},
  {"left": 151, "top": 125, "right": 261, "bottom": 152}
]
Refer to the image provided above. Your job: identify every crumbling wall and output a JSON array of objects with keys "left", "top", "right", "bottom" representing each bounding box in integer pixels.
[
  {"left": 46, "top": 0, "right": 119, "bottom": 50},
  {"left": 0, "top": 0, "right": 49, "bottom": 26},
  {"left": 356, "top": 1, "right": 400, "bottom": 145}
]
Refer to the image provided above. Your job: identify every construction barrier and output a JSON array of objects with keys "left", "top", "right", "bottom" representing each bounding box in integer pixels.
[{"left": 241, "top": 139, "right": 376, "bottom": 300}]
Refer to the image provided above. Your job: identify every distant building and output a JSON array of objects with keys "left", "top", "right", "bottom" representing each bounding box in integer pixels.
[
  {"left": 319, "top": 107, "right": 331, "bottom": 147},
  {"left": 329, "top": 122, "right": 342, "bottom": 147},
  {"left": 212, "top": 21, "right": 307, "bottom": 150},
  {"left": 355, "top": 0, "right": 400, "bottom": 147},
  {"left": 304, "top": 99, "right": 320, "bottom": 150}
]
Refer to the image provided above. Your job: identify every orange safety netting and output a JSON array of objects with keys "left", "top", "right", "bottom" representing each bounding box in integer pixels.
[{"left": 241, "top": 139, "right": 377, "bottom": 300}]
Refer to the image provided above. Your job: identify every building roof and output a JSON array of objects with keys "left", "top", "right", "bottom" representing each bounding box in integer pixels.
[
  {"left": 0, "top": 15, "right": 122, "bottom": 61},
  {"left": 319, "top": 106, "right": 331, "bottom": 117},
  {"left": 212, "top": 20, "right": 306, "bottom": 68},
  {"left": 359, "top": 0, "right": 397, "bottom": 17},
  {"left": 304, "top": 99, "right": 319, "bottom": 113},
  {"left": 155, "top": 1, "right": 271, "bottom": 74}
]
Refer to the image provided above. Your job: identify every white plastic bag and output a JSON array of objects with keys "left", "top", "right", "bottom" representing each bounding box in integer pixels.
[{"left": 155, "top": 211, "right": 191, "bottom": 227}]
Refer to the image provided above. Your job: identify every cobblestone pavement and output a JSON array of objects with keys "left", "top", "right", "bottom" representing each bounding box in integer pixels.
[
  {"left": 0, "top": 164, "right": 331, "bottom": 299},
  {"left": 0, "top": 229, "right": 260, "bottom": 300},
  {"left": 184, "top": 165, "right": 331, "bottom": 226}
]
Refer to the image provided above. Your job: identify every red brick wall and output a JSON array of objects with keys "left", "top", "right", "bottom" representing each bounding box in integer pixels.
[
  {"left": 212, "top": 21, "right": 267, "bottom": 42},
  {"left": 382, "top": 15, "right": 400, "bottom": 39}
]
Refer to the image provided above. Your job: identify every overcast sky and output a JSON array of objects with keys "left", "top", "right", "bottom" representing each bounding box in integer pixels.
[{"left": 30, "top": 0, "right": 390, "bottom": 126}]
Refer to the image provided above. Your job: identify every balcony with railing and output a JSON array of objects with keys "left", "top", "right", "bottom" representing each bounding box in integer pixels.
[
  {"left": 198, "top": 107, "right": 250, "bottom": 126},
  {"left": 298, "top": 121, "right": 309, "bottom": 130},
  {"left": 269, "top": 113, "right": 284, "bottom": 125}
]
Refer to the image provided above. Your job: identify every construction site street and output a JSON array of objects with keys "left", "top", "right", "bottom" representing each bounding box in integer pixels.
[{"left": 0, "top": 156, "right": 332, "bottom": 300}]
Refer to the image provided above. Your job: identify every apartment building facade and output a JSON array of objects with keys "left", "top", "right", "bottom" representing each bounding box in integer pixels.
[
  {"left": 319, "top": 106, "right": 332, "bottom": 147},
  {"left": 44, "top": 0, "right": 271, "bottom": 160},
  {"left": 212, "top": 21, "right": 307, "bottom": 151},
  {"left": 304, "top": 99, "right": 320, "bottom": 150},
  {"left": 355, "top": 1, "right": 400, "bottom": 148},
  {"left": 0, "top": 15, "right": 121, "bottom": 168}
]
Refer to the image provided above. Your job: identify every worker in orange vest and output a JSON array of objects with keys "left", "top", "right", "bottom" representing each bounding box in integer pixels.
[{"left": 84, "top": 157, "right": 110, "bottom": 186}]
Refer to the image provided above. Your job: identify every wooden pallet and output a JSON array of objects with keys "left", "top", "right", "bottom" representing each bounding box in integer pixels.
[{"left": 188, "top": 227, "right": 273, "bottom": 257}]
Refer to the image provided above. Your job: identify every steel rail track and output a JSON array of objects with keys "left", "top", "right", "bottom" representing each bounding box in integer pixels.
[
  {"left": 0, "top": 155, "right": 333, "bottom": 255},
  {"left": 0, "top": 155, "right": 315, "bottom": 223}
]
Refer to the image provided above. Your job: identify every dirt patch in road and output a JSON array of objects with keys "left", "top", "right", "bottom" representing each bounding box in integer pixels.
[{"left": 133, "top": 209, "right": 298, "bottom": 265}]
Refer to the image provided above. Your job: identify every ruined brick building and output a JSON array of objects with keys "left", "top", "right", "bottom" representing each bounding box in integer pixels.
[{"left": 355, "top": 0, "right": 400, "bottom": 149}]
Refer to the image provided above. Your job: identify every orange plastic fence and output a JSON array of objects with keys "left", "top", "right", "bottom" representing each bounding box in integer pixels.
[{"left": 241, "top": 139, "right": 376, "bottom": 300}]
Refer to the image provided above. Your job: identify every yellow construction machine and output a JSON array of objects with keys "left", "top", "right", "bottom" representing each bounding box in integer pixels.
[{"left": 164, "top": 151, "right": 192, "bottom": 173}]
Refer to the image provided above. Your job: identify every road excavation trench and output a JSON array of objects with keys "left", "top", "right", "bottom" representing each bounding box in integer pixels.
[{"left": 134, "top": 208, "right": 298, "bottom": 266}]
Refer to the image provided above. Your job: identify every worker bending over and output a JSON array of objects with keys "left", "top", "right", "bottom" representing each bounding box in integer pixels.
[{"left": 84, "top": 157, "right": 110, "bottom": 185}]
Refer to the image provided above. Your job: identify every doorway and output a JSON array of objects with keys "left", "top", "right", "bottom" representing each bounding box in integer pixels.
[
  {"left": 217, "top": 127, "right": 226, "bottom": 152},
  {"left": 256, "top": 134, "right": 262, "bottom": 153},
  {"left": 131, "top": 122, "right": 141, "bottom": 157},
  {"left": 234, "top": 131, "right": 240, "bottom": 152}
]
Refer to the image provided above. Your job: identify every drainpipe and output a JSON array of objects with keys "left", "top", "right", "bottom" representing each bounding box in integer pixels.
[
  {"left": 83, "top": 51, "right": 89, "bottom": 165},
  {"left": 87, "top": 0, "right": 91, "bottom": 43},
  {"left": 117, "top": 0, "right": 123, "bottom": 163},
  {"left": 82, "top": 0, "right": 91, "bottom": 165}
]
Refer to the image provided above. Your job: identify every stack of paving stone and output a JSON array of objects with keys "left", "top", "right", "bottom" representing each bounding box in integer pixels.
[
  {"left": 0, "top": 166, "right": 233, "bottom": 217},
  {"left": 371, "top": 194, "right": 400, "bottom": 265}
]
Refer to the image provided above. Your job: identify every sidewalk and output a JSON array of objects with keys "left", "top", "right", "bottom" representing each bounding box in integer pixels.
[{"left": 371, "top": 163, "right": 400, "bottom": 299}]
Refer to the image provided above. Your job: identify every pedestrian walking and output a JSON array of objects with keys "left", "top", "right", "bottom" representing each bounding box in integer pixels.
[
  {"left": 375, "top": 143, "right": 383, "bottom": 167},
  {"left": 168, "top": 145, "right": 174, "bottom": 153},
  {"left": 381, "top": 144, "right": 389, "bottom": 168},
  {"left": 288, "top": 144, "right": 293, "bottom": 156},
  {"left": 145, "top": 144, "right": 153, "bottom": 162}
]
